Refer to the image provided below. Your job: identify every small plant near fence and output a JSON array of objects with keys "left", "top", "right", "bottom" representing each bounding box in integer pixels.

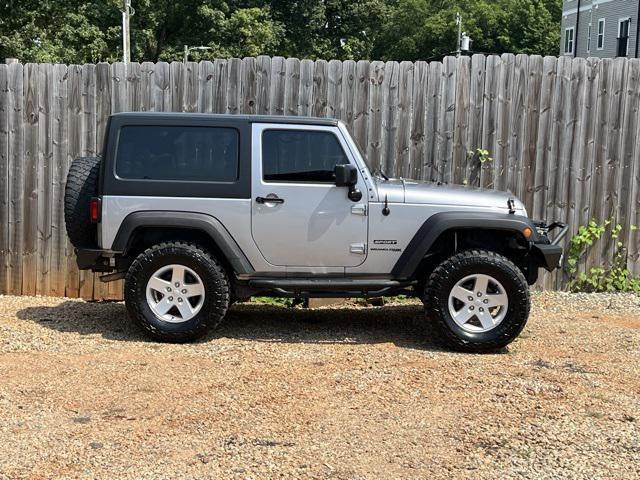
[
  {"left": 468, "top": 148, "right": 493, "bottom": 165},
  {"left": 566, "top": 219, "right": 640, "bottom": 293},
  {"left": 463, "top": 148, "right": 493, "bottom": 186}
]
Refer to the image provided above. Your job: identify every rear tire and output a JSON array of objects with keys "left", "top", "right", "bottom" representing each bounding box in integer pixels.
[
  {"left": 64, "top": 156, "right": 101, "bottom": 248},
  {"left": 423, "top": 250, "right": 530, "bottom": 353},
  {"left": 124, "top": 242, "right": 230, "bottom": 343}
]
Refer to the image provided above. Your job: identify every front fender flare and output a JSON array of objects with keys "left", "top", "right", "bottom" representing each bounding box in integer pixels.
[
  {"left": 111, "top": 211, "right": 254, "bottom": 275},
  {"left": 391, "top": 212, "right": 538, "bottom": 279}
]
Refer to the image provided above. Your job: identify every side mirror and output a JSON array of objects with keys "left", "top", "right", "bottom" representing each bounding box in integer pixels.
[
  {"left": 334, "top": 164, "right": 362, "bottom": 202},
  {"left": 334, "top": 164, "right": 358, "bottom": 187}
]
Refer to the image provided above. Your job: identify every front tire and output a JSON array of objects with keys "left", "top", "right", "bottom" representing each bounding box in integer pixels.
[
  {"left": 423, "top": 250, "right": 530, "bottom": 352},
  {"left": 124, "top": 242, "right": 230, "bottom": 343}
]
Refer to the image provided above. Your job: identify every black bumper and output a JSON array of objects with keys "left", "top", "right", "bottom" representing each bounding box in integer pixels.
[
  {"left": 76, "top": 248, "right": 113, "bottom": 272},
  {"left": 532, "top": 243, "right": 563, "bottom": 271},
  {"left": 530, "top": 221, "right": 567, "bottom": 272}
]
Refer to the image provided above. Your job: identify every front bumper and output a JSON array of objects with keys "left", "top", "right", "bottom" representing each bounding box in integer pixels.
[
  {"left": 531, "top": 221, "right": 568, "bottom": 271},
  {"left": 532, "top": 243, "right": 563, "bottom": 271}
]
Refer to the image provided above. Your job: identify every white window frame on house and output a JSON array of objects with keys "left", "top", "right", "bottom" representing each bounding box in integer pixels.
[
  {"left": 618, "top": 17, "right": 631, "bottom": 57},
  {"left": 564, "top": 27, "right": 575, "bottom": 55},
  {"left": 597, "top": 18, "right": 605, "bottom": 50}
]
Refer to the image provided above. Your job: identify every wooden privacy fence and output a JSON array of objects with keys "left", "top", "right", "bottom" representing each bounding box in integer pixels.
[{"left": 1, "top": 54, "right": 639, "bottom": 299}]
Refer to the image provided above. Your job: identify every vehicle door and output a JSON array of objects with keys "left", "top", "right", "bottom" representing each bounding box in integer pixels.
[{"left": 250, "top": 124, "right": 369, "bottom": 268}]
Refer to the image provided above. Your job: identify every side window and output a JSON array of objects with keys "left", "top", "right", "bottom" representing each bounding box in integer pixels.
[
  {"left": 597, "top": 19, "right": 605, "bottom": 50},
  {"left": 115, "top": 125, "right": 239, "bottom": 182},
  {"left": 262, "top": 130, "right": 349, "bottom": 183},
  {"left": 564, "top": 28, "right": 574, "bottom": 55}
]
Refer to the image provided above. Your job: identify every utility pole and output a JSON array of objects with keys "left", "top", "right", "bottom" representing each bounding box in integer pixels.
[
  {"left": 122, "top": 0, "right": 132, "bottom": 63},
  {"left": 455, "top": 12, "right": 462, "bottom": 57},
  {"left": 183, "top": 45, "right": 213, "bottom": 63}
]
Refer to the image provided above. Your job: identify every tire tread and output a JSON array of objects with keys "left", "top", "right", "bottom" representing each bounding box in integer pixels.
[
  {"left": 64, "top": 156, "right": 101, "bottom": 248},
  {"left": 124, "top": 241, "right": 230, "bottom": 343},
  {"left": 423, "top": 249, "right": 530, "bottom": 353}
]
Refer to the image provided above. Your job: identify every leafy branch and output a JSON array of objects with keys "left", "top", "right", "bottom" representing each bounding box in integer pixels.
[{"left": 567, "top": 219, "right": 640, "bottom": 293}]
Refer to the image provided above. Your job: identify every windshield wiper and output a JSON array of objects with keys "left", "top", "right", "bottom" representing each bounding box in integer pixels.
[{"left": 375, "top": 168, "right": 389, "bottom": 181}]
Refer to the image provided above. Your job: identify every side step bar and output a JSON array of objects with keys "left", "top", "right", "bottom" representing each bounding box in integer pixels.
[
  {"left": 99, "top": 271, "right": 126, "bottom": 283},
  {"left": 247, "top": 278, "right": 414, "bottom": 297}
]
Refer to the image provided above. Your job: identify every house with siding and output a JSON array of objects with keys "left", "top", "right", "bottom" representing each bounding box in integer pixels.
[{"left": 560, "top": 0, "right": 640, "bottom": 57}]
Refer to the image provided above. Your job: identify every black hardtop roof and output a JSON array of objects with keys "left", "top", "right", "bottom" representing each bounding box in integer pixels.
[{"left": 110, "top": 112, "right": 340, "bottom": 126}]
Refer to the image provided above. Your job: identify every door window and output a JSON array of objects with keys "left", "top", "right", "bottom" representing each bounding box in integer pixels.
[{"left": 262, "top": 130, "right": 349, "bottom": 183}]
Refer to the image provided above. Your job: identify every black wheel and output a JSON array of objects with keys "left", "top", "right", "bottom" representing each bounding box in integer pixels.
[
  {"left": 124, "top": 242, "right": 230, "bottom": 343},
  {"left": 64, "top": 156, "right": 101, "bottom": 248},
  {"left": 423, "top": 250, "right": 530, "bottom": 353}
]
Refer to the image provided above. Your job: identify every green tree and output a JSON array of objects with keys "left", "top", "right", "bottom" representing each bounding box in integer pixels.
[
  {"left": 497, "top": 0, "right": 561, "bottom": 55},
  {"left": 0, "top": 0, "right": 283, "bottom": 63},
  {"left": 224, "top": 7, "right": 284, "bottom": 57},
  {"left": 0, "top": 0, "right": 117, "bottom": 63},
  {"left": 127, "top": 0, "right": 283, "bottom": 61},
  {"left": 0, "top": 0, "right": 562, "bottom": 64},
  {"left": 373, "top": 0, "right": 562, "bottom": 61},
  {"left": 268, "top": 0, "right": 388, "bottom": 60}
]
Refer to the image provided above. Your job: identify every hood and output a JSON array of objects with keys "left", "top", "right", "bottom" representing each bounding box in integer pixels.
[{"left": 375, "top": 178, "right": 527, "bottom": 214}]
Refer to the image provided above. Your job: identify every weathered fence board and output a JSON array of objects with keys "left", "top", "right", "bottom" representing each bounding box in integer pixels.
[
  {"left": 382, "top": 60, "right": 399, "bottom": 175},
  {"left": 36, "top": 63, "right": 53, "bottom": 297},
  {"left": 22, "top": 64, "right": 39, "bottom": 296},
  {"left": 437, "top": 56, "right": 457, "bottom": 184},
  {"left": 599, "top": 59, "right": 626, "bottom": 274},
  {"left": 395, "top": 61, "right": 413, "bottom": 178},
  {"left": 284, "top": 58, "right": 300, "bottom": 117},
  {"left": 8, "top": 62, "right": 24, "bottom": 296},
  {"left": 452, "top": 56, "right": 470, "bottom": 185},
  {"left": 299, "top": 59, "right": 313, "bottom": 117},
  {"left": 269, "top": 57, "right": 285, "bottom": 116},
  {"left": 618, "top": 60, "right": 640, "bottom": 275},
  {"left": 0, "top": 65, "right": 9, "bottom": 293},
  {"left": 367, "top": 60, "right": 385, "bottom": 172},
  {"left": 409, "top": 61, "right": 428, "bottom": 181},
  {"left": 629, "top": 61, "right": 640, "bottom": 276},
  {"left": 521, "top": 55, "right": 543, "bottom": 212},
  {"left": 50, "top": 64, "right": 68, "bottom": 297},
  {"left": 241, "top": 57, "right": 256, "bottom": 115},
  {"left": 1, "top": 54, "right": 639, "bottom": 299},
  {"left": 256, "top": 56, "right": 270, "bottom": 116},
  {"left": 65, "top": 65, "right": 82, "bottom": 298},
  {"left": 464, "top": 55, "right": 486, "bottom": 188},
  {"left": 481, "top": 55, "right": 499, "bottom": 189}
]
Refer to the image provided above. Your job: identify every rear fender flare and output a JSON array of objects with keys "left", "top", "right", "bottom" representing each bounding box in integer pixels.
[{"left": 111, "top": 211, "right": 254, "bottom": 275}]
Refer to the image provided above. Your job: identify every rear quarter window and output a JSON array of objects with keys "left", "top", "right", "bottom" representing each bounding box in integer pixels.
[{"left": 115, "top": 125, "right": 239, "bottom": 182}]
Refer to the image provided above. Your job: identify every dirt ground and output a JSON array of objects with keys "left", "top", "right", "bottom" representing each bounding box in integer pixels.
[{"left": 0, "top": 292, "right": 638, "bottom": 480}]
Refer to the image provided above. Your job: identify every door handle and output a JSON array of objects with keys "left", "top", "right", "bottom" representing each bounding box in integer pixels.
[
  {"left": 256, "top": 196, "right": 285, "bottom": 204},
  {"left": 351, "top": 204, "right": 367, "bottom": 216},
  {"left": 350, "top": 243, "right": 367, "bottom": 255}
]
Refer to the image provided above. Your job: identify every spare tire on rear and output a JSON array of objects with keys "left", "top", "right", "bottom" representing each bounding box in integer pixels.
[{"left": 64, "top": 156, "right": 101, "bottom": 249}]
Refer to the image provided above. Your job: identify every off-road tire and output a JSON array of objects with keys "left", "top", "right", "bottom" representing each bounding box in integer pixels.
[
  {"left": 64, "top": 156, "right": 101, "bottom": 248},
  {"left": 124, "top": 242, "right": 230, "bottom": 343},
  {"left": 423, "top": 250, "right": 530, "bottom": 353}
]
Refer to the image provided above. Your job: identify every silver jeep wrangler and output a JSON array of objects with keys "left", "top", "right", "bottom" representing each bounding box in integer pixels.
[{"left": 64, "top": 113, "right": 566, "bottom": 352}]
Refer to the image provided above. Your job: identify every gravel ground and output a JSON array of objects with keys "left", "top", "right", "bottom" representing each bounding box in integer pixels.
[{"left": 0, "top": 292, "right": 639, "bottom": 480}]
